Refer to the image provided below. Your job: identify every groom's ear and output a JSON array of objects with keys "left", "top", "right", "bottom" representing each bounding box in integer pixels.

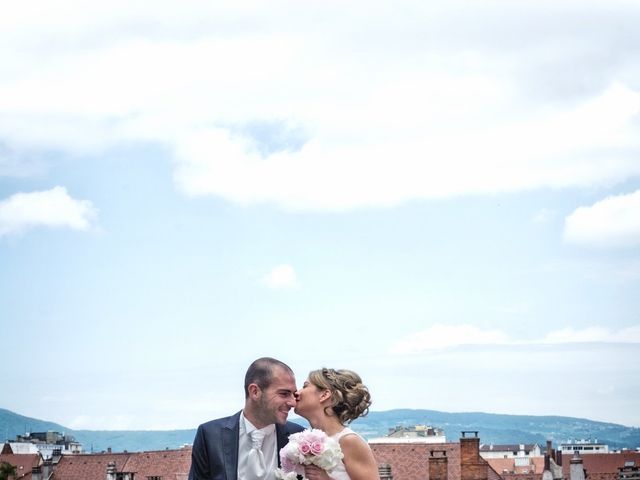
[{"left": 247, "top": 383, "right": 261, "bottom": 399}]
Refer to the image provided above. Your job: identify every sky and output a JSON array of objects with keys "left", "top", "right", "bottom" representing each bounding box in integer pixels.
[{"left": 1, "top": 1, "right": 640, "bottom": 433}]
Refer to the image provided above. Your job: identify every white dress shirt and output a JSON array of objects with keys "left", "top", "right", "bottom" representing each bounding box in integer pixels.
[{"left": 238, "top": 411, "right": 277, "bottom": 480}]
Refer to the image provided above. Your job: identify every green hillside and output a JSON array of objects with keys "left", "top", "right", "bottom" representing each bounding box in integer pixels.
[
  {"left": 0, "top": 408, "right": 68, "bottom": 438},
  {"left": 352, "top": 409, "right": 640, "bottom": 449},
  {"left": 2, "top": 408, "right": 638, "bottom": 453}
]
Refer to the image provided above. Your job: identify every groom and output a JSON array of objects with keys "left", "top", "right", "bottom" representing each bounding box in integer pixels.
[{"left": 189, "top": 357, "right": 304, "bottom": 480}]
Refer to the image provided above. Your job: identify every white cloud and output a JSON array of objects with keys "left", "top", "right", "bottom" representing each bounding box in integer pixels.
[
  {"left": 389, "top": 324, "right": 511, "bottom": 354},
  {"left": 542, "top": 325, "right": 640, "bottom": 344},
  {"left": 1, "top": 2, "right": 640, "bottom": 208},
  {"left": 372, "top": 341, "right": 640, "bottom": 426},
  {"left": 0, "top": 186, "right": 97, "bottom": 237},
  {"left": 563, "top": 190, "right": 640, "bottom": 247},
  {"left": 390, "top": 324, "right": 640, "bottom": 354},
  {"left": 171, "top": 83, "right": 640, "bottom": 211},
  {"left": 261, "top": 264, "right": 298, "bottom": 290}
]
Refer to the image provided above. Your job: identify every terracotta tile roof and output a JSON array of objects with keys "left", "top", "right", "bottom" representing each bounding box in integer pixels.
[
  {"left": 561, "top": 452, "right": 640, "bottom": 480},
  {"left": 486, "top": 457, "right": 545, "bottom": 475},
  {"left": 121, "top": 448, "right": 191, "bottom": 479},
  {"left": 488, "top": 463, "right": 503, "bottom": 480},
  {"left": 500, "top": 473, "right": 543, "bottom": 480},
  {"left": 371, "top": 442, "right": 461, "bottom": 480},
  {"left": 50, "top": 447, "right": 192, "bottom": 480},
  {"left": 51, "top": 453, "right": 131, "bottom": 480},
  {"left": 0, "top": 453, "right": 41, "bottom": 479}
]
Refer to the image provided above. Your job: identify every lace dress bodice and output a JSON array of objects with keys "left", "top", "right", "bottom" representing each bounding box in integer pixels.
[{"left": 329, "top": 428, "right": 359, "bottom": 480}]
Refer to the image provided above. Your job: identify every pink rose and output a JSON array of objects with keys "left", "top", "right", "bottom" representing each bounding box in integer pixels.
[
  {"left": 299, "top": 442, "right": 311, "bottom": 455},
  {"left": 310, "top": 441, "right": 323, "bottom": 455}
]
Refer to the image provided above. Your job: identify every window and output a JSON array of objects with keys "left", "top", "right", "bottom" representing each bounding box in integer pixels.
[{"left": 147, "top": 477, "right": 162, "bottom": 480}]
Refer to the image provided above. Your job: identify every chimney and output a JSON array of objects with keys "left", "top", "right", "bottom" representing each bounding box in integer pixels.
[
  {"left": 379, "top": 463, "right": 394, "bottom": 480},
  {"left": 42, "top": 459, "right": 53, "bottom": 479},
  {"left": 32, "top": 466, "right": 42, "bottom": 480},
  {"left": 460, "top": 431, "right": 487, "bottom": 480},
  {"left": 557, "top": 452, "right": 563, "bottom": 467},
  {"left": 430, "top": 450, "right": 449, "bottom": 480},
  {"left": 107, "top": 460, "right": 117, "bottom": 480},
  {"left": 461, "top": 432, "right": 480, "bottom": 464},
  {"left": 542, "top": 454, "right": 554, "bottom": 480},
  {"left": 107, "top": 447, "right": 112, "bottom": 453},
  {"left": 569, "top": 452, "right": 585, "bottom": 480}
]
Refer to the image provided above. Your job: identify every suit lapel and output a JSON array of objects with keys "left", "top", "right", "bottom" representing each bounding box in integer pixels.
[
  {"left": 222, "top": 412, "right": 241, "bottom": 480},
  {"left": 275, "top": 424, "right": 288, "bottom": 468}
]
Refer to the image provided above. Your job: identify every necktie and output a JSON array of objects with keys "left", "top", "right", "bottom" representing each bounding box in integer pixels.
[{"left": 247, "top": 429, "right": 267, "bottom": 479}]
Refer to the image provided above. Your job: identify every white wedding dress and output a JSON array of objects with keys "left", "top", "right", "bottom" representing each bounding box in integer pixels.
[{"left": 328, "top": 428, "right": 359, "bottom": 480}]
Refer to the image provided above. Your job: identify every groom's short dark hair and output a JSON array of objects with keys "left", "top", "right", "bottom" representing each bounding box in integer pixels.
[{"left": 244, "top": 357, "right": 294, "bottom": 398}]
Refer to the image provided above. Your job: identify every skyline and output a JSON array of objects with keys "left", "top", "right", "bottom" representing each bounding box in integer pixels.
[{"left": 1, "top": 1, "right": 639, "bottom": 430}]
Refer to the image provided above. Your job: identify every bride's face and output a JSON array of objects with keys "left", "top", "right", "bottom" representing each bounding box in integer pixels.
[{"left": 294, "top": 378, "right": 325, "bottom": 416}]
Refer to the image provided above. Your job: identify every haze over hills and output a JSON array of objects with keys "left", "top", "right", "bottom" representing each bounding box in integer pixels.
[{"left": 2, "top": 408, "right": 639, "bottom": 453}]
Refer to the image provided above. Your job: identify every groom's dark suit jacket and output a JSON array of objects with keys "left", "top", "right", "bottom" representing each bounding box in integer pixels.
[{"left": 188, "top": 411, "right": 304, "bottom": 480}]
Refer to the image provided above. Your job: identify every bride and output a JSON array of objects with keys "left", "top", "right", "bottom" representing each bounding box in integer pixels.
[{"left": 294, "top": 368, "right": 380, "bottom": 480}]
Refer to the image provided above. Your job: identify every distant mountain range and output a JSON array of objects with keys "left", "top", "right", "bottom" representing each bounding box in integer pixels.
[{"left": 2, "top": 408, "right": 638, "bottom": 453}]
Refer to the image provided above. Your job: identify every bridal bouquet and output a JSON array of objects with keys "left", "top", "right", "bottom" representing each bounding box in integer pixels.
[{"left": 275, "top": 428, "right": 343, "bottom": 480}]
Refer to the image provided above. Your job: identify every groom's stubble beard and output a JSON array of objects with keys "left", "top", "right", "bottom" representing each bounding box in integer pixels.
[{"left": 255, "top": 392, "right": 286, "bottom": 426}]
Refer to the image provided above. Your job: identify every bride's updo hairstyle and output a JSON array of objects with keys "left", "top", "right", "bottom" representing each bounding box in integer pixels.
[{"left": 309, "top": 368, "right": 372, "bottom": 424}]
